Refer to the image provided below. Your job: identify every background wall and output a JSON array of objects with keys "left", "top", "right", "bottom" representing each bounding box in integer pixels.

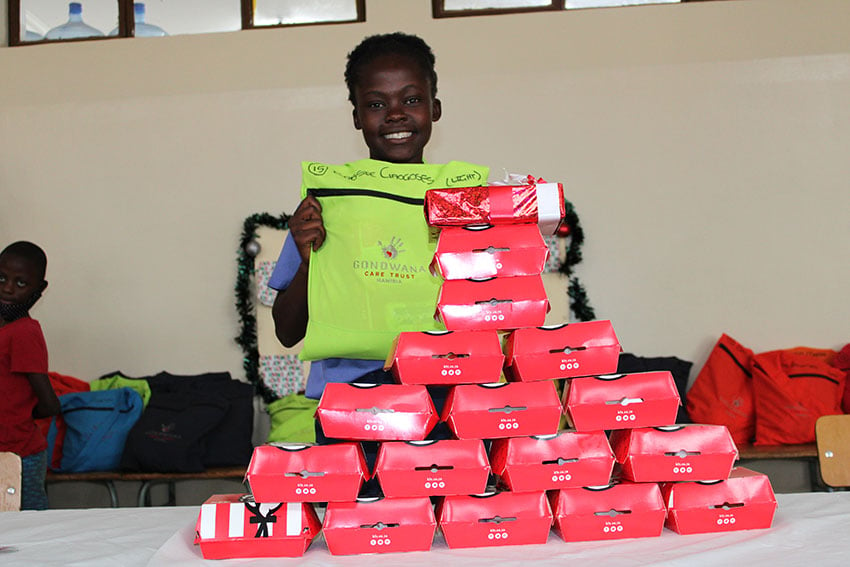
[{"left": 1, "top": 0, "right": 848, "bottom": 389}]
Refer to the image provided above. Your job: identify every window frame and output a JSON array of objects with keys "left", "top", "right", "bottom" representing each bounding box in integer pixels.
[
  {"left": 432, "top": 0, "right": 562, "bottom": 19},
  {"left": 432, "top": 0, "right": 722, "bottom": 19},
  {"left": 7, "top": 0, "right": 366, "bottom": 46}
]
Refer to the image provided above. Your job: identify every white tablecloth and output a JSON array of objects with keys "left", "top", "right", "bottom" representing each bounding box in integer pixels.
[{"left": 1, "top": 492, "right": 849, "bottom": 566}]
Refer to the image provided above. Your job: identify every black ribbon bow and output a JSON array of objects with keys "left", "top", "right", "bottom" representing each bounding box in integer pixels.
[{"left": 245, "top": 502, "right": 283, "bottom": 538}]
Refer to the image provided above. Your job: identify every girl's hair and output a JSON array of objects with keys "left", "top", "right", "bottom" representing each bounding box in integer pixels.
[
  {"left": 0, "top": 241, "right": 47, "bottom": 279},
  {"left": 345, "top": 32, "right": 438, "bottom": 105}
]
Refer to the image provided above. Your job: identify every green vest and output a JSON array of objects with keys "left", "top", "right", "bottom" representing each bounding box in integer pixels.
[{"left": 299, "top": 159, "right": 489, "bottom": 361}]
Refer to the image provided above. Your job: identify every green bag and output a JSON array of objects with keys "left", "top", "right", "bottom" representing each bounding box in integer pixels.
[
  {"left": 266, "top": 394, "right": 319, "bottom": 444},
  {"left": 89, "top": 374, "right": 152, "bottom": 407},
  {"left": 299, "top": 159, "right": 489, "bottom": 361}
]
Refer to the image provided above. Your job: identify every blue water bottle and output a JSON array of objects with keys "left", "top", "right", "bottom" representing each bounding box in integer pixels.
[{"left": 45, "top": 2, "right": 104, "bottom": 40}]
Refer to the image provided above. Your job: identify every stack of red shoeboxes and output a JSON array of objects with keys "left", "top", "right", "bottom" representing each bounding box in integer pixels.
[{"left": 195, "top": 179, "right": 776, "bottom": 559}]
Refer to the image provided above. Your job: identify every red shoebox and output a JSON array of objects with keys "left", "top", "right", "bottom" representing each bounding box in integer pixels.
[
  {"left": 194, "top": 494, "right": 320, "bottom": 559},
  {"left": 384, "top": 330, "right": 504, "bottom": 385},
  {"left": 245, "top": 443, "right": 368, "bottom": 503},
  {"left": 374, "top": 439, "right": 491, "bottom": 497},
  {"left": 435, "top": 276, "right": 549, "bottom": 331},
  {"left": 442, "top": 382, "right": 562, "bottom": 439},
  {"left": 424, "top": 181, "right": 565, "bottom": 234},
  {"left": 504, "top": 320, "right": 621, "bottom": 381},
  {"left": 316, "top": 383, "right": 438, "bottom": 441},
  {"left": 661, "top": 467, "right": 777, "bottom": 535},
  {"left": 549, "top": 482, "right": 666, "bottom": 542},
  {"left": 431, "top": 224, "right": 549, "bottom": 280},
  {"left": 489, "top": 430, "right": 615, "bottom": 492},
  {"left": 610, "top": 424, "right": 739, "bottom": 483},
  {"left": 323, "top": 496, "right": 437, "bottom": 555},
  {"left": 437, "top": 490, "right": 553, "bottom": 549},
  {"left": 563, "top": 371, "right": 681, "bottom": 431}
]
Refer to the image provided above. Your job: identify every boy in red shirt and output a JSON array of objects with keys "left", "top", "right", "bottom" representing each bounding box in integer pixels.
[{"left": 0, "top": 241, "right": 60, "bottom": 510}]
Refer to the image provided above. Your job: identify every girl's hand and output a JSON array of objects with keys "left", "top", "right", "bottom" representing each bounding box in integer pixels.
[{"left": 289, "top": 194, "right": 325, "bottom": 264}]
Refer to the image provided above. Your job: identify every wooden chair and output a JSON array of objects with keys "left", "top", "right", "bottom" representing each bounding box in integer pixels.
[
  {"left": 816, "top": 414, "right": 850, "bottom": 488},
  {"left": 0, "top": 452, "right": 22, "bottom": 512}
]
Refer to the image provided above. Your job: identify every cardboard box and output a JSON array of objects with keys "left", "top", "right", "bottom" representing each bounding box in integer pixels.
[
  {"left": 431, "top": 224, "right": 549, "bottom": 280},
  {"left": 563, "top": 371, "right": 681, "bottom": 431},
  {"left": 316, "top": 383, "right": 439, "bottom": 441},
  {"left": 441, "top": 382, "right": 562, "bottom": 439},
  {"left": 435, "top": 276, "right": 549, "bottom": 332},
  {"left": 194, "top": 494, "right": 320, "bottom": 559},
  {"left": 385, "top": 330, "right": 505, "bottom": 385},
  {"left": 661, "top": 467, "right": 777, "bottom": 535},
  {"left": 323, "top": 496, "right": 437, "bottom": 555},
  {"left": 489, "top": 430, "right": 615, "bottom": 492},
  {"left": 245, "top": 443, "right": 368, "bottom": 503},
  {"left": 609, "top": 424, "right": 739, "bottom": 483},
  {"left": 374, "top": 439, "right": 491, "bottom": 497},
  {"left": 437, "top": 490, "right": 553, "bottom": 549},
  {"left": 550, "top": 482, "right": 666, "bottom": 542},
  {"left": 504, "top": 320, "right": 621, "bottom": 381},
  {"left": 424, "top": 181, "right": 565, "bottom": 234}
]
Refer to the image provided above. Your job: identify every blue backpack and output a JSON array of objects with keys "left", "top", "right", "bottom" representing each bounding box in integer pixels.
[{"left": 47, "top": 388, "right": 144, "bottom": 472}]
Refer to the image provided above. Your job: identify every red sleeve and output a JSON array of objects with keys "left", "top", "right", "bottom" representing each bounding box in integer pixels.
[{"left": 10, "top": 319, "right": 49, "bottom": 374}]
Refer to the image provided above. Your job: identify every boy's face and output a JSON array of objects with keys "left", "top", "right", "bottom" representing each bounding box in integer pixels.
[
  {"left": 352, "top": 53, "right": 441, "bottom": 164},
  {"left": 0, "top": 254, "right": 45, "bottom": 307}
]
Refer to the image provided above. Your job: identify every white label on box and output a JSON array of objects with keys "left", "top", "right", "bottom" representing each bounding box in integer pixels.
[
  {"left": 229, "top": 503, "right": 245, "bottom": 538},
  {"left": 199, "top": 503, "right": 217, "bottom": 539},
  {"left": 286, "top": 503, "right": 302, "bottom": 536}
]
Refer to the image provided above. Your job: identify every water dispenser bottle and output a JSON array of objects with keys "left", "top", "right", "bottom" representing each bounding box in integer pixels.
[
  {"left": 45, "top": 3, "right": 104, "bottom": 40},
  {"left": 109, "top": 3, "right": 168, "bottom": 37}
]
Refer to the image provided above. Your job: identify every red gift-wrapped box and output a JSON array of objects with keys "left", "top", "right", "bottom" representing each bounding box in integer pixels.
[
  {"left": 425, "top": 181, "right": 565, "bottom": 234},
  {"left": 384, "top": 330, "right": 504, "bottom": 385},
  {"left": 323, "top": 496, "right": 437, "bottom": 555},
  {"left": 374, "top": 439, "right": 491, "bottom": 498},
  {"left": 316, "top": 383, "right": 439, "bottom": 441},
  {"left": 245, "top": 443, "right": 368, "bottom": 503},
  {"left": 550, "top": 482, "right": 666, "bottom": 542},
  {"left": 441, "top": 382, "right": 562, "bottom": 440},
  {"left": 437, "top": 490, "right": 553, "bottom": 549},
  {"left": 489, "top": 430, "right": 615, "bottom": 492},
  {"left": 194, "top": 494, "right": 320, "bottom": 559},
  {"left": 609, "top": 424, "right": 739, "bottom": 483},
  {"left": 435, "top": 275, "right": 549, "bottom": 331},
  {"left": 563, "top": 371, "right": 681, "bottom": 431},
  {"left": 661, "top": 467, "right": 777, "bottom": 535},
  {"left": 430, "top": 224, "right": 549, "bottom": 280},
  {"left": 504, "top": 320, "right": 621, "bottom": 381}
]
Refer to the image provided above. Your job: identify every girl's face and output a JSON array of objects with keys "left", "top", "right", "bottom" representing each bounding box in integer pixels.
[{"left": 352, "top": 53, "right": 441, "bottom": 164}]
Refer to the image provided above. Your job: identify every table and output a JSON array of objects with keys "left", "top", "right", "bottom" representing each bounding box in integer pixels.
[{"left": 1, "top": 492, "right": 849, "bottom": 566}]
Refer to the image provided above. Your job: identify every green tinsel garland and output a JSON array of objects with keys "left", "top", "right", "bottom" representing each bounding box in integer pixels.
[
  {"left": 559, "top": 197, "right": 597, "bottom": 322},
  {"left": 234, "top": 197, "right": 594, "bottom": 399},
  {"left": 234, "top": 212, "right": 290, "bottom": 403}
]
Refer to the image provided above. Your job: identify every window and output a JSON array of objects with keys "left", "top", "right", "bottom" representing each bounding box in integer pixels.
[
  {"left": 9, "top": 0, "right": 365, "bottom": 46},
  {"left": 433, "top": 0, "right": 708, "bottom": 18},
  {"left": 253, "top": 0, "right": 361, "bottom": 27},
  {"left": 434, "top": 0, "right": 561, "bottom": 17}
]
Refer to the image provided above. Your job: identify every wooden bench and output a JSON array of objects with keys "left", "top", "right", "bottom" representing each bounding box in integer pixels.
[
  {"left": 46, "top": 466, "right": 247, "bottom": 507},
  {"left": 736, "top": 442, "right": 821, "bottom": 491}
]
